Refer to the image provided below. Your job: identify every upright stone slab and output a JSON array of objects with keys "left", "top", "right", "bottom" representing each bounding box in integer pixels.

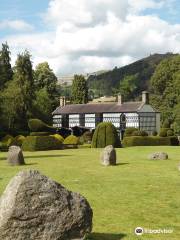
[
  {"left": 7, "top": 146, "right": 25, "bottom": 166},
  {"left": 101, "top": 145, "right": 116, "bottom": 166},
  {"left": 0, "top": 170, "right": 93, "bottom": 240}
]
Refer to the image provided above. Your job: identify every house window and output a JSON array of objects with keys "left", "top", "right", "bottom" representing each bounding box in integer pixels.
[
  {"left": 139, "top": 112, "right": 156, "bottom": 134},
  {"left": 85, "top": 114, "right": 95, "bottom": 128},
  {"left": 53, "top": 115, "right": 62, "bottom": 128},
  {"left": 69, "top": 114, "right": 80, "bottom": 127},
  {"left": 125, "top": 113, "right": 139, "bottom": 128},
  {"left": 103, "top": 113, "right": 121, "bottom": 128}
]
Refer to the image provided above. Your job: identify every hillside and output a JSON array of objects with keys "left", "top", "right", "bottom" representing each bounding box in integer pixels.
[{"left": 87, "top": 53, "right": 176, "bottom": 99}]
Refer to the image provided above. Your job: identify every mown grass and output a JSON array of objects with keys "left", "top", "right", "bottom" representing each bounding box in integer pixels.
[{"left": 0, "top": 146, "right": 180, "bottom": 239}]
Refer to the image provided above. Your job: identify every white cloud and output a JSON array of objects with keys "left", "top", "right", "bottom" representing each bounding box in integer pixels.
[
  {"left": 1, "top": 0, "right": 180, "bottom": 75},
  {"left": 0, "top": 20, "right": 33, "bottom": 31}
]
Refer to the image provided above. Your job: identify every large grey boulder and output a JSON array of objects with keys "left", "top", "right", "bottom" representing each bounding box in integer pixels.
[
  {"left": 149, "top": 152, "right": 168, "bottom": 160},
  {"left": 101, "top": 145, "right": 116, "bottom": 166},
  {"left": 7, "top": 146, "right": 25, "bottom": 166},
  {"left": 0, "top": 170, "right": 93, "bottom": 240}
]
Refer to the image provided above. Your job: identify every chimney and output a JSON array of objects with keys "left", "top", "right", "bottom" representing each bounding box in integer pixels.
[
  {"left": 60, "top": 96, "right": 66, "bottom": 107},
  {"left": 142, "top": 91, "right": 149, "bottom": 104},
  {"left": 117, "top": 94, "right": 123, "bottom": 105}
]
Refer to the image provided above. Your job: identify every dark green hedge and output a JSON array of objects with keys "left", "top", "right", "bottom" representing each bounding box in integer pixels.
[
  {"left": 22, "top": 136, "right": 63, "bottom": 151},
  {"left": 122, "top": 136, "right": 179, "bottom": 147},
  {"left": 91, "top": 122, "right": 121, "bottom": 148}
]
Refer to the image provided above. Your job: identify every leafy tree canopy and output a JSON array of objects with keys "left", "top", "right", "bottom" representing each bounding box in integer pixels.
[{"left": 72, "top": 75, "right": 88, "bottom": 104}]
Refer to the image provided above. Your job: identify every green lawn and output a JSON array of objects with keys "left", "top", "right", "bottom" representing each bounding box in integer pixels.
[{"left": 0, "top": 146, "right": 180, "bottom": 239}]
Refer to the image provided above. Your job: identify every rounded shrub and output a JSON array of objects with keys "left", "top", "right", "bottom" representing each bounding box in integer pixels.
[
  {"left": 83, "top": 131, "right": 93, "bottom": 143},
  {"left": 91, "top": 122, "right": 121, "bottom": 148},
  {"left": 159, "top": 128, "right": 170, "bottom": 137},
  {"left": 22, "top": 136, "right": 62, "bottom": 151},
  {"left": 124, "top": 127, "right": 138, "bottom": 137},
  {"left": 12, "top": 135, "right": 26, "bottom": 146},
  {"left": 63, "top": 135, "right": 79, "bottom": 145},
  {"left": 167, "top": 129, "right": 174, "bottom": 137},
  {"left": 1, "top": 135, "right": 14, "bottom": 146},
  {"left": 152, "top": 130, "right": 158, "bottom": 136},
  {"left": 51, "top": 134, "right": 64, "bottom": 143},
  {"left": 162, "top": 119, "right": 171, "bottom": 128}
]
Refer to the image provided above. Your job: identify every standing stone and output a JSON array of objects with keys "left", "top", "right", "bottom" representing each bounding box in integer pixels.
[
  {"left": 149, "top": 152, "right": 168, "bottom": 160},
  {"left": 101, "top": 145, "right": 116, "bottom": 166},
  {"left": 0, "top": 170, "right": 93, "bottom": 240},
  {"left": 7, "top": 146, "right": 25, "bottom": 166}
]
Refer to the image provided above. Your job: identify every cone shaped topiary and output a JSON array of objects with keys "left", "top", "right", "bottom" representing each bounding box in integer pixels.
[{"left": 91, "top": 122, "right": 121, "bottom": 148}]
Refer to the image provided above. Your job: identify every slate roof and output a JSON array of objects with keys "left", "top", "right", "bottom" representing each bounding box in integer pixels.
[{"left": 52, "top": 102, "right": 144, "bottom": 115}]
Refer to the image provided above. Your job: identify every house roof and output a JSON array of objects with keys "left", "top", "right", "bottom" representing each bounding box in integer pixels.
[{"left": 52, "top": 102, "right": 145, "bottom": 115}]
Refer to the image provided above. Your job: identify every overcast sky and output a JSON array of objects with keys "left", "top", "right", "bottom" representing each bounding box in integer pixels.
[{"left": 0, "top": 0, "right": 180, "bottom": 76}]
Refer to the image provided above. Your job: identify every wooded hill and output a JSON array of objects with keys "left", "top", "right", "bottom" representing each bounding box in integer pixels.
[{"left": 87, "top": 53, "right": 176, "bottom": 99}]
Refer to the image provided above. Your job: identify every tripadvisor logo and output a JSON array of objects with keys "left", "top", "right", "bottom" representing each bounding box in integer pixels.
[{"left": 135, "top": 227, "right": 144, "bottom": 235}]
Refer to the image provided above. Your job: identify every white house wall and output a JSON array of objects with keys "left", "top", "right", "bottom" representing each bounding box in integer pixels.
[
  {"left": 85, "top": 114, "right": 96, "bottom": 128},
  {"left": 69, "top": 114, "right": 80, "bottom": 127},
  {"left": 53, "top": 115, "right": 62, "bottom": 128},
  {"left": 103, "top": 113, "right": 121, "bottom": 128}
]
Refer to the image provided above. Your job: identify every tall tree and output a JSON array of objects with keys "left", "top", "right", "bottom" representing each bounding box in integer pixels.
[
  {"left": 150, "top": 55, "right": 180, "bottom": 133},
  {"left": 34, "top": 62, "right": 57, "bottom": 98},
  {"left": 72, "top": 75, "right": 88, "bottom": 104},
  {"left": 0, "top": 42, "right": 13, "bottom": 90},
  {"left": 119, "top": 74, "right": 138, "bottom": 101},
  {"left": 2, "top": 50, "right": 35, "bottom": 129},
  {"left": 32, "top": 88, "right": 54, "bottom": 124}
]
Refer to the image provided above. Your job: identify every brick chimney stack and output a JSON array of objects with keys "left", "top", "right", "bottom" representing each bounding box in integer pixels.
[
  {"left": 142, "top": 91, "right": 149, "bottom": 104},
  {"left": 117, "top": 94, "right": 123, "bottom": 105},
  {"left": 60, "top": 96, "right": 66, "bottom": 107}
]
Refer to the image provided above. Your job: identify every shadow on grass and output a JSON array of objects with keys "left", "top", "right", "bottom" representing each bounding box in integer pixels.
[
  {"left": 116, "top": 162, "right": 129, "bottom": 166},
  {"left": 24, "top": 154, "right": 72, "bottom": 159},
  {"left": 88, "top": 233, "right": 126, "bottom": 240},
  {"left": 24, "top": 163, "right": 38, "bottom": 166}
]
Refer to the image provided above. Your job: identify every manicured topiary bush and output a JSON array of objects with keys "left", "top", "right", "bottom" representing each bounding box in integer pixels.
[
  {"left": 167, "top": 129, "right": 174, "bottom": 137},
  {"left": 152, "top": 130, "right": 158, "bottom": 136},
  {"left": 124, "top": 127, "right": 138, "bottom": 137},
  {"left": 1, "top": 135, "right": 14, "bottom": 146},
  {"left": 12, "top": 135, "right": 26, "bottom": 147},
  {"left": 22, "top": 136, "right": 62, "bottom": 151},
  {"left": 51, "top": 134, "right": 64, "bottom": 143},
  {"left": 122, "top": 136, "right": 179, "bottom": 147},
  {"left": 82, "top": 131, "right": 93, "bottom": 143},
  {"left": 63, "top": 135, "right": 79, "bottom": 145},
  {"left": 91, "top": 122, "right": 121, "bottom": 148},
  {"left": 159, "top": 128, "right": 170, "bottom": 137},
  {"left": 162, "top": 119, "right": 171, "bottom": 128},
  {"left": 0, "top": 135, "right": 14, "bottom": 151},
  {"left": 28, "top": 119, "right": 56, "bottom": 133}
]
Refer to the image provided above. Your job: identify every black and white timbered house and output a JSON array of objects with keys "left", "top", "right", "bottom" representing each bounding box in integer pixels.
[{"left": 52, "top": 92, "right": 160, "bottom": 138}]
